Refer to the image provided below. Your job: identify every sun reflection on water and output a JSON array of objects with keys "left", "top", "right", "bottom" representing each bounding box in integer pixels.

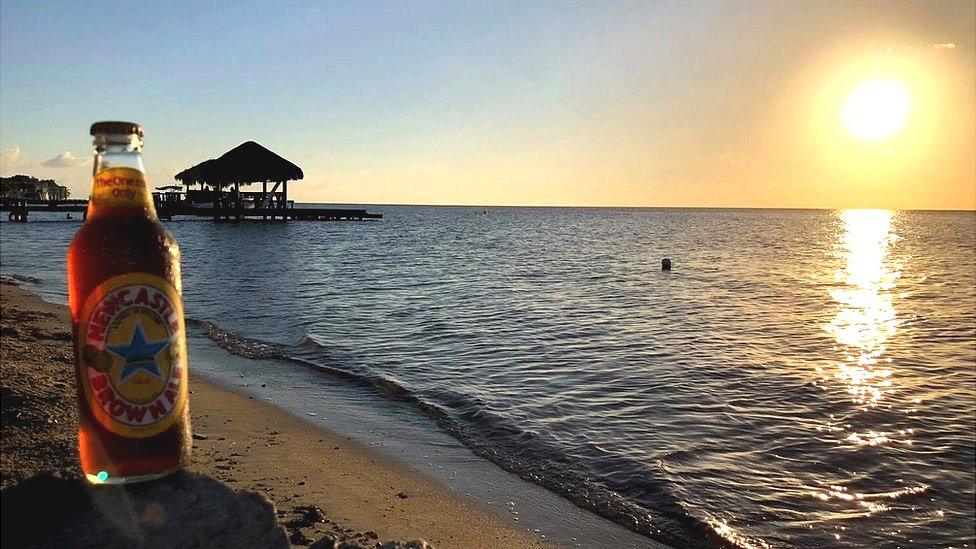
[
  {"left": 824, "top": 209, "right": 901, "bottom": 411},
  {"left": 805, "top": 210, "right": 945, "bottom": 533}
]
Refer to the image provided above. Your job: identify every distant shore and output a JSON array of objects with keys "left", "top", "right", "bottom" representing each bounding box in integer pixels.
[{"left": 0, "top": 281, "right": 544, "bottom": 548}]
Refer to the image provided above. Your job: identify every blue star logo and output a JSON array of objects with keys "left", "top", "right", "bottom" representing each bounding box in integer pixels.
[{"left": 107, "top": 322, "right": 170, "bottom": 384}]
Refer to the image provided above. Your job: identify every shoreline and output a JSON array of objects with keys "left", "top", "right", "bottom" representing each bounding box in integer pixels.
[{"left": 0, "top": 281, "right": 545, "bottom": 547}]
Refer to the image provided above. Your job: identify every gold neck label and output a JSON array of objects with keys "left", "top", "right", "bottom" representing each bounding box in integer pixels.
[{"left": 91, "top": 167, "right": 151, "bottom": 206}]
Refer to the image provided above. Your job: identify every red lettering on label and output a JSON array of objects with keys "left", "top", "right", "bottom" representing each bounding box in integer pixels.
[
  {"left": 96, "top": 387, "right": 114, "bottom": 406},
  {"left": 110, "top": 188, "right": 136, "bottom": 199},
  {"left": 91, "top": 373, "right": 108, "bottom": 390},
  {"left": 96, "top": 310, "right": 111, "bottom": 327},
  {"left": 109, "top": 399, "right": 126, "bottom": 417},
  {"left": 135, "top": 288, "right": 149, "bottom": 305},
  {"left": 107, "top": 292, "right": 126, "bottom": 314},
  {"left": 148, "top": 400, "right": 166, "bottom": 420},
  {"left": 164, "top": 389, "right": 177, "bottom": 405},
  {"left": 125, "top": 405, "right": 148, "bottom": 423},
  {"left": 89, "top": 310, "right": 108, "bottom": 343},
  {"left": 95, "top": 175, "right": 144, "bottom": 188},
  {"left": 99, "top": 301, "right": 116, "bottom": 318}
]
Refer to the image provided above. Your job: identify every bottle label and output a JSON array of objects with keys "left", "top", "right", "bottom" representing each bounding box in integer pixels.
[
  {"left": 77, "top": 273, "right": 188, "bottom": 438},
  {"left": 91, "top": 167, "right": 151, "bottom": 206}
]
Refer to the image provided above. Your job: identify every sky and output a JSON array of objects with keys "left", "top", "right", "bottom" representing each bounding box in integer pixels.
[{"left": 1, "top": 0, "right": 974, "bottom": 209}]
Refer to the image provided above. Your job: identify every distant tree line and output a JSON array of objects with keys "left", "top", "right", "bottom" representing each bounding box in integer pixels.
[{"left": 0, "top": 174, "right": 70, "bottom": 200}]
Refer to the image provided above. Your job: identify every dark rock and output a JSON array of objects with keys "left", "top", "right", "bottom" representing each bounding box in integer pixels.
[
  {"left": 191, "top": 433, "right": 208, "bottom": 441},
  {"left": 289, "top": 505, "right": 327, "bottom": 527},
  {"left": 311, "top": 537, "right": 432, "bottom": 549},
  {"left": 396, "top": 492, "right": 408, "bottom": 499},
  {"left": 380, "top": 541, "right": 433, "bottom": 549},
  {"left": 1, "top": 470, "right": 288, "bottom": 548},
  {"left": 310, "top": 537, "right": 340, "bottom": 549}
]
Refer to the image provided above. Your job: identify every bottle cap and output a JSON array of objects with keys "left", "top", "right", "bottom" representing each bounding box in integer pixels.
[{"left": 90, "top": 121, "right": 144, "bottom": 137}]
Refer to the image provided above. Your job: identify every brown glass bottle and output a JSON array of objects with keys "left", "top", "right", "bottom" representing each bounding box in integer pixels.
[{"left": 67, "top": 121, "right": 191, "bottom": 484}]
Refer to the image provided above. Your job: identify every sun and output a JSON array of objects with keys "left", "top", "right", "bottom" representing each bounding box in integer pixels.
[{"left": 842, "top": 79, "right": 910, "bottom": 140}]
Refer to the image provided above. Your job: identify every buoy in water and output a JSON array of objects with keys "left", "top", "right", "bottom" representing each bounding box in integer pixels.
[{"left": 662, "top": 258, "right": 672, "bottom": 271}]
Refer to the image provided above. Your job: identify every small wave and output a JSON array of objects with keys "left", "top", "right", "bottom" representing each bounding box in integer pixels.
[
  {"left": 194, "top": 320, "right": 737, "bottom": 548},
  {"left": 426, "top": 387, "right": 733, "bottom": 547},
  {"left": 201, "top": 321, "right": 281, "bottom": 359},
  {"left": 0, "top": 274, "right": 41, "bottom": 284},
  {"left": 194, "top": 320, "right": 420, "bottom": 403}
]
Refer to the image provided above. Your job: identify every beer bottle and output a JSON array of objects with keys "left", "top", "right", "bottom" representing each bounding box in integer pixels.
[{"left": 67, "top": 121, "right": 191, "bottom": 484}]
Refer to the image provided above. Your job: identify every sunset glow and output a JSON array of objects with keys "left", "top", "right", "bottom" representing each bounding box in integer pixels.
[
  {"left": 0, "top": 1, "right": 973, "bottom": 210},
  {"left": 842, "top": 80, "right": 910, "bottom": 140}
]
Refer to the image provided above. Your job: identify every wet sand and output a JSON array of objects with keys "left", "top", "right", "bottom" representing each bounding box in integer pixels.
[{"left": 0, "top": 281, "right": 545, "bottom": 548}]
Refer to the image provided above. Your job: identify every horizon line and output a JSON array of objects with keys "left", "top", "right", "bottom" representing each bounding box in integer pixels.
[{"left": 297, "top": 201, "right": 976, "bottom": 213}]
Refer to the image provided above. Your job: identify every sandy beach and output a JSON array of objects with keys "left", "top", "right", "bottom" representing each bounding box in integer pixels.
[{"left": 0, "top": 281, "right": 545, "bottom": 548}]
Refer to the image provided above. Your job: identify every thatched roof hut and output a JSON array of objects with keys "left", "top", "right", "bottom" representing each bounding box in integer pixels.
[
  {"left": 175, "top": 142, "right": 303, "bottom": 186},
  {"left": 173, "top": 141, "right": 305, "bottom": 218}
]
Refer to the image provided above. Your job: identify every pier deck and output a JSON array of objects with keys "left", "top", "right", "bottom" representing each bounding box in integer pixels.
[
  {"left": 158, "top": 204, "right": 382, "bottom": 221},
  {"left": 1, "top": 198, "right": 88, "bottom": 221},
  {"left": 0, "top": 197, "right": 382, "bottom": 222}
]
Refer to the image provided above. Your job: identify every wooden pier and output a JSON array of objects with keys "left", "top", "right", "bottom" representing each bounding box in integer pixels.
[
  {"left": 156, "top": 203, "right": 382, "bottom": 221},
  {"left": 1, "top": 198, "right": 88, "bottom": 221},
  {"left": 0, "top": 196, "right": 381, "bottom": 222}
]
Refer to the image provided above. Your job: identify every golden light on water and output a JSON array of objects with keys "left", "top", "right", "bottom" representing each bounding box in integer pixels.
[
  {"left": 706, "top": 517, "right": 772, "bottom": 549},
  {"left": 805, "top": 483, "right": 927, "bottom": 516},
  {"left": 825, "top": 209, "right": 901, "bottom": 411},
  {"left": 809, "top": 209, "right": 948, "bottom": 530},
  {"left": 842, "top": 79, "right": 910, "bottom": 140}
]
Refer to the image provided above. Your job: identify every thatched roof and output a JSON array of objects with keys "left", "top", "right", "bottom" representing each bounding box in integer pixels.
[
  {"left": 175, "top": 142, "right": 303, "bottom": 186},
  {"left": 216, "top": 141, "right": 303, "bottom": 184},
  {"left": 175, "top": 159, "right": 224, "bottom": 185}
]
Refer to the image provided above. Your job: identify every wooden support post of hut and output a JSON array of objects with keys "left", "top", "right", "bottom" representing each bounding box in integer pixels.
[{"left": 233, "top": 181, "right": 241, "bottom": 221}]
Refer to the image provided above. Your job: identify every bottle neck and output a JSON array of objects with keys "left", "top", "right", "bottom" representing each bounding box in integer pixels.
[{"left": 88, "top": 134, "right": 157, "bottom": 219}]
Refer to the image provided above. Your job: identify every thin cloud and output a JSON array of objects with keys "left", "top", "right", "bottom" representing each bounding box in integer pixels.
[
  {"left": 0, "top": 145, "right": 30, "bottom": 174},
  {"left": 886, "top": 43, "right": 957, "bottom": 54},
  {"left": 42, "top": 151, "right": 90, "bottom": 168}
]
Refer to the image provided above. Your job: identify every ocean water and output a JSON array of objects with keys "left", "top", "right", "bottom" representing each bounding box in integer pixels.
[{"left": 1, "top": 206, "right": 974, "bottom": 548}]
